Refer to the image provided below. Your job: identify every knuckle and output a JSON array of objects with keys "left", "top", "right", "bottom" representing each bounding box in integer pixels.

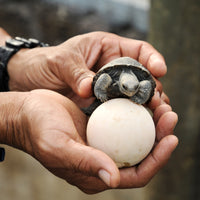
[
  {"left": 75, "top": 156, "right": 94, "bottom": 176},
  {"left": 72, "top": 67, "right": 88, "bottom": 85},
  {"left": 141, "top": 41, "right": 152, "bottom": 49}
]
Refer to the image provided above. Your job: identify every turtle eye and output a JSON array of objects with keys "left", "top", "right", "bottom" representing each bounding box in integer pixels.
[{"left": 122, "top": 83, "right": 128, "bottom": 91}]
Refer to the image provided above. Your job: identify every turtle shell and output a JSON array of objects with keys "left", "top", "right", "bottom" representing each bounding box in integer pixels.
[
  {"left": 99, "top": 57, "right": 149, "bottom": 73},
  {"left": 92, "top": 57, "right": 156, "bottom": 101}
]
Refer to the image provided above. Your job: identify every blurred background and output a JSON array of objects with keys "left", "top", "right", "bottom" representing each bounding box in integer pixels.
[{"left": 0, "top": 0, "right": 199, "bottom": 199}]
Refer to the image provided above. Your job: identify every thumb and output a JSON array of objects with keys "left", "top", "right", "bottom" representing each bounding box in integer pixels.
[
  {"left": 67, "top": 140, "right": 120, "bottom": 188},
  {"left": 61, "top": 57, "right": 95, "bottom": 98}
]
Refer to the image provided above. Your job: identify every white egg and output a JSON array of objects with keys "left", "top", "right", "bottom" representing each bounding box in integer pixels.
[{"left": 86, "top": 98, "right": 155, "bottom": 168}]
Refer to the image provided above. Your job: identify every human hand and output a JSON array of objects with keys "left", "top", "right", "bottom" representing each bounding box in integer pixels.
[
  {"left": 7, "top": 32, "right": 167, "bottom": 107},
  {"left": 0, "top": 89, "right": 177, "bottom": 194},
  {"left": 0, "top": 89, "right": 119, "bottom": 193},
  {"left": 116, "top": 94, "right": 178, "bottom": 189},
  {"left": 5, "top": 31, "right": 179, "bottom": 193}
]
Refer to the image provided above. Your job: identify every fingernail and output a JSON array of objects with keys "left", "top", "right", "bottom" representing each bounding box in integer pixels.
[
  {"left": 150, "top": 55, "right": 167, "bottom": 76},
  {"left": 98, "top": 169, "right": 111, "bottom": 187}
]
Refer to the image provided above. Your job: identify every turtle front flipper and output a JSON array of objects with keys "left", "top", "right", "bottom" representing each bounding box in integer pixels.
[
  {"left": 94, "top": 73, "right": 112, "bottom": 102},
  {"left": 130, "top": 80, "right": 153, "bottom": 104}
]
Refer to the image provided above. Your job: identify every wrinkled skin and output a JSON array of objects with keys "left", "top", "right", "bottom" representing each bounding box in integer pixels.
[
  {"left": 7, "top": 89, "right": 177, "bottom": 194},
  {"left": 8, "top": 32, "right": 166, "bottom": 105},
  {"left": 3, "top": 31, "right": 179, "bottom": 194}
]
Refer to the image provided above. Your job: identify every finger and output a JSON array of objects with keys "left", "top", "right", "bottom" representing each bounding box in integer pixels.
[
  {"left": 146, "top": 79, "right": 163, "bottom": 110},
  {"left": 146, "top": 53, "right": 167, "bottom": 78},
  {"left": 65, "top": 140, "right": 120, "bottom": 188},
  {"left": 56, "top": 49, "right": 95, "bottom": 98},
  {"left": 156, "top": 111, "right": 178, "bottom": 141},
  {"left": 148, "top": 91, "right": 162, "bottom": 110},
  {"left": 58, "top": 33, "right": 105, "bottom": 98},
  {"left": 66, "top": 63, "right": 95, "bottom": 98},
  {"left": 148, "top": 91, "right": 170, "bottom": 111},
  {"left": 117, "top": 38, "right": 167, "bottom": 77},
  {"left": 69, "top": 173, "right": 108, "bottom": 194},
  {"left": 94, "top": 33, "right": 167, "bottom": 77},
  {"left": 161, "top": 92, "right": 170, "bottom": 104},
  {"left": 153, "top": 104, "right": 172, "bottom": 125},
  {"left": 118, "top": 135, "right": 178, "bottom": 188},
  {"left": 51, "top": 168, "right": 108, "bottom": 194},
  {"left": 137, "top": 42, "right": 167, "bottom": 78},
  {"left": 155, "top": 79, "right": 163, "bottom": 94}
]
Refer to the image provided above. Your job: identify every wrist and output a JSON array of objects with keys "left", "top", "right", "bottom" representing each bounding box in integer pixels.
[
  {"left": 7, "top": 48, "right": 30, "bottom": 91},
  {"left": 0, "top": 91, "right": 29, "bottom": 150},
  {"left": 0, "top": 36, "right": 49, "bottom": 92},
  {"left": 7, "top": 47, "right": 51, "bottom": 91}
]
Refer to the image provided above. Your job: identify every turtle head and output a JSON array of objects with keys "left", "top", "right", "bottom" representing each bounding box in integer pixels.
[{"left": 119, "top": 71, "right": 139, "bottom": 97}]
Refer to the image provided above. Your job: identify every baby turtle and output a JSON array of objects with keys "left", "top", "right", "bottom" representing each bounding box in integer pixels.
[{"left": 83, "top": 57, "right": 156, "bottom": 115}]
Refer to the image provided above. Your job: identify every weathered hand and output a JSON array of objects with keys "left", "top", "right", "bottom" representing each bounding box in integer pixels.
[
  {"left": 7, "top": 31, "right": 167, "bottom": 107},
  {"left": 0, "top": 89, "right": 177, "bottom": 194},
  {"left": 17, "top": 90, "right": 177, "bottom": 193},
  {"left": 116, "top": 97, "right": 178, "bottom": 188},
  {"left": 4, "top": 31, "right": 179, "bottom": 193},
  {"left": 7, "top": 89, "right": 120, "bottom": 193}
]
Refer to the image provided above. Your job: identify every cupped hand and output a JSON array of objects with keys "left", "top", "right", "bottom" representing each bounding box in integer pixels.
[
  {"left": 6, "top": 32, "right": 179, "bottom": 193},
  {"left": 7, "top": 32, "right": 166, "bottom": 107},
  {"left": 117, "top": 98, "right": 178, "bottom": 188},
  {"left": 15, "top": 89, "right": 121, "bottom": 193},
  {"left": 15, "top": 89, "right": 177, "bottom": 194}
]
